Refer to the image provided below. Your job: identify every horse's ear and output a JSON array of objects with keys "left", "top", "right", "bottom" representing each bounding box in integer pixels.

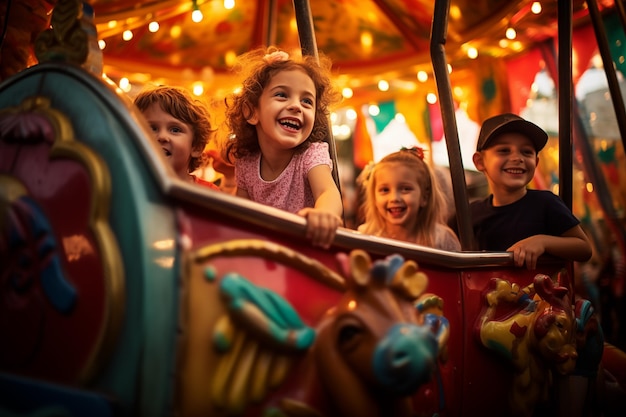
[
  {"left": 336, "top": 252, "right": 351, "bottom": 278},
  {"left": 534, "top": 273, "right": 568, "bottom": 308},
  {"left": 349, "top": 250, "right": 371, "bottom": 286},
  {"left": 391, "top": 260, "right": 428, "bottom": 299}
]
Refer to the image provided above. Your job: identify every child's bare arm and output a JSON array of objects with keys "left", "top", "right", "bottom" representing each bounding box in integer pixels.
[
  {"left": 507, "top": 225, "right": 592, "bottom": 269},
  {"left": 308, "top": 165, "right": 343, "bottom": 217},
  {"left": 298, "top": 165, "right": 343, "bottom": 248},
  {"left": 236, "top": 187, "right": 250, "bottom": 199}
]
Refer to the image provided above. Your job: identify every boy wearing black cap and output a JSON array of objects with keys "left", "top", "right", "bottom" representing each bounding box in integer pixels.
[{"left": 463, "top": 113, "right": 592, "bottom": 269}]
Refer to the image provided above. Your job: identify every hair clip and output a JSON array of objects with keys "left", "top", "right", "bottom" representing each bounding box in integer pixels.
[
  {"left": 263, "top": 50, "right": 289, "bottom": 64},
  {"left": 401, "top": 146, "right": 425, "bottom": 160},
  {"left": 356, "top": 160, "right": 376, "bottom": 186}
]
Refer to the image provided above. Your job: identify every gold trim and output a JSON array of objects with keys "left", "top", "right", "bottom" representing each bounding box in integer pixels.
[{"left": 192, "top": 239, "right": 345, "bottom": 291}]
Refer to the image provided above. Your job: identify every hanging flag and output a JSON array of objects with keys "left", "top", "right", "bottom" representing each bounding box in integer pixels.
[{"left": 352, "top": 109, "right": 374, "bottom": 169}]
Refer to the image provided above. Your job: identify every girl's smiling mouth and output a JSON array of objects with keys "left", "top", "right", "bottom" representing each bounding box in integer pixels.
[
  {"left": 388, "top": 207, "right": 407, "bottom": 216},
  {"left": 279, "top": 118, "right": 301, "bottom": 130}
]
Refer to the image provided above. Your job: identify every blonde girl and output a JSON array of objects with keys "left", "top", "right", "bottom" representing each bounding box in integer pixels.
[{"left": 358, "top": 147, "right": 460, "bottom": 251}]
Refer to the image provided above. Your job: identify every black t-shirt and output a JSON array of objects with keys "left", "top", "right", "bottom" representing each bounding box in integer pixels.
[{"left": 449, "top": 189, "right": 581, "bottom": 251}]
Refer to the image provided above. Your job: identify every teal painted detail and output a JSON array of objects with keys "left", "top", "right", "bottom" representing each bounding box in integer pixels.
[
  {"left": 213, "top": 331, "right": 231, "bottom": 352},
  {"left": 221, "top": 273, "right": 305, "bottom": 328},
  {"left": 574, "top": 299, "right": 605, "bottom": 377},
  {"left": 220, "top": 273, "right": 315, "bottom": 350},
  {"left": 204, "top": 265, "right": 217, "bottom": 281},
  {"left": 485, "top": 339, "right": 513, "bottom": 361},
  {"left": 372, "top": 323, "right": 438, "bottom": 395}
]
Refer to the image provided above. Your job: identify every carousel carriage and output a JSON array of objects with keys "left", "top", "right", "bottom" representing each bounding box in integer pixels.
[{"left": 1, "top": 0, "right": 624, "bottom": 416}]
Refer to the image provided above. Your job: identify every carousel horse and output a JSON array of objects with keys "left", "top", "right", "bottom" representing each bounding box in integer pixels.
[
  {"left": 475, "top": 272, "right": 602, "bottom": 417},
  {"left": 193, "top": 249, "right": 448, "bottom": 417}
]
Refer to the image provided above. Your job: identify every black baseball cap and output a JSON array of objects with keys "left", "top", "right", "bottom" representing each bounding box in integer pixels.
[{"left": 476, "top": 113, "right": 548, "bottom": 152}]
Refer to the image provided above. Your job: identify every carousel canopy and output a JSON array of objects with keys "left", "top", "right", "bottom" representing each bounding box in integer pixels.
[
  {"left": 2, "top": 0, "right": 617, "bottom": 97},
  {"left": 84, "top": 0, "right": 615, "bottom": 97}
]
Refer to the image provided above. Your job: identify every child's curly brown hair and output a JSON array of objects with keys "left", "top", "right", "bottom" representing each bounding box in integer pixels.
[
  {"left": 224, "top": 46, "right": 340, "bottom": 163},
  {"left": 134, "top": 85, "right": 215, "bottom": 172}
]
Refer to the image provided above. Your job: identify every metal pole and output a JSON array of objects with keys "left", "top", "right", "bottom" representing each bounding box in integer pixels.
[
  {"left": 430, "top": 0, "right": 475, "bottom": 250},
  {"left": 558, "top": 0, "right": 573, "bottom": 209},
  {"left": 292, "top": 0, "right": 343, "bottom": 205},
  {"left": 292, "top": 0, "right": 318, "bottom": 60},
  {"left": 264, "top": 0, "right": 277, "bottom": 47}
]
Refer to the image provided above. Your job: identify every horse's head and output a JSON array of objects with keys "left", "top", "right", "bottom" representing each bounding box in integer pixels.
[
  {"left": 312, "top": 250, "right": 439, "bottom": 415},
  {"left": 532, "top": 273, "right": 578, "bottom": 375}
]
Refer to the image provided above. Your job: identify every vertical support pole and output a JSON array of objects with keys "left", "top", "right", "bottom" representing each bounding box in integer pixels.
[
  {"left": 430, "top": 0, "right": 475, "bottom": 250},
  {"left": 555, "top": 6, "right": 574, "bottom": 415},
  {"left": 292, "top": 0, "right": 342, "bottom": 204},
  {"left": 264, "top": 0, "right": 277, "bottom": 47},
  {"left": 558, "top": 0, "right": 573, "bottom": 209},
  {"left": 292, "top": 0, "right": 319, "bottom": 60}
]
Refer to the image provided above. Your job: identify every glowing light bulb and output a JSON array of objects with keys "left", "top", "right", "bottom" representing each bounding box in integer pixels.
[
  {"left": 361, "top": 31, "right": 373, "bottom": 49},
  {"left": 192, "top": 9, "right": 203, "bottom": 22},
  {"left": 531, "top": 2, "right": 542, "bottom": 14},
  {"left": 193, "top": 83, "right": 204, "bottom": 96},
  {"left": 506, "top": 27, "right": 517, "bottom": 40},
  {"left": 191, "top": 0, "right": 203, "bottom": 22},
  {"left": 119, "top": 77, "right": 131, "bottom": 92}
]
